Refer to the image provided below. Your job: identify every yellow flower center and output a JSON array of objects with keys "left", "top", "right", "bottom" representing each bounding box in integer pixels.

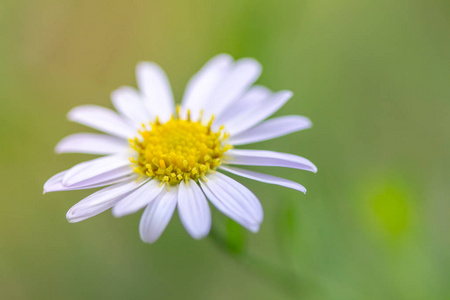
[{"left": 130, "top": 112, "right": 231, "bottom": 185}]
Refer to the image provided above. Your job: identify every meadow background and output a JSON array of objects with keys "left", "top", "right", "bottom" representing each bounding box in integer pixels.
[{"left": 1, "top": 0, "right": 450, "bottom": 299}]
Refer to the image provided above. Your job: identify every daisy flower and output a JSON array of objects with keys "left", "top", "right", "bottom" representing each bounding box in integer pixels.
[{"left": 44, "top": 54, "right": 317, "bottom": 243}]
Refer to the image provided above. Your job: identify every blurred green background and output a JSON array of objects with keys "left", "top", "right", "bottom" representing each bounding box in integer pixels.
[{"left": 1, "top": 0, "right": 450, "bottom": 299}]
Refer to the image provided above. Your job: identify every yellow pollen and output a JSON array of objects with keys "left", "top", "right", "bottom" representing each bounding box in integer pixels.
[{"left": 130, "top": 111, "right": 232, "bottom": 185}]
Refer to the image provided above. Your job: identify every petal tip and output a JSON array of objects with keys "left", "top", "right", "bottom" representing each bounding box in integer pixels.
[
  {"left": 66, "top": 106, "right": 82, "bottom": 122},
  {"left": 66, "top": 217, "right": 77, "bottom": 223},
  {"left": 43, "top": 179, "right": 55, "bottom": 194},
  {"left": 66, "top": 215, "right": 75, "bottom": 223},
  {"left": 111, "top": 207, "right": 122, "bottom": 218},
  {"left": 191, "top": 232, "right": 209, "bottom": 240},
  {"left": 136, "top": 61, "right": 161, "bottom": 73},
  {"left": 186, "top": 226, "right": 211, "bottom": 240},
  {"left": 140, "top": 238, "right": 155, "bottom": 244},
  {"left": 216, "top": 53, "right": 234, "bottom": 60},
  {"left": 139, "top": 232, "right": 159, "bottom": 244},
  {"left": 282, "top": 90, "right": 294, "bottom": 98},
  {"left": 66, "top": 208, "right": 78, "bottom": 223},
  {"left": 111, "top": 205, "right": 130, "bottom": 218},
  {"left": 248, "top": 224, "right": 260, "bottom": 233},
  {"left": 54, "top": 144, "right": 64, "bottom": 154}
]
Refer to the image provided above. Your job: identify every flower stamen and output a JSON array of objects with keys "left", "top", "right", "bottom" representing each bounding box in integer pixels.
[{"left": 130, "top": 110, "right": 231, "bottom": 185}]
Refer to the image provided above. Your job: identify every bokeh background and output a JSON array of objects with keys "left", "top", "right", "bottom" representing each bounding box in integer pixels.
[{"left": 1, "top": 0, "right": 450, "bottom": 299}]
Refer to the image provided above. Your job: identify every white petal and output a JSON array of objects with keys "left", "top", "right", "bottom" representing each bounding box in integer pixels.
[
  {"left": 177, "top": 180, "right": 211, "bottom": 239},
  {"left": 181, "top": 54, "right": 234, "bottom": 121},
  {"left": 44, "top": 171, "right": 72, "bottom": 193},
  {"left": 68, "top": 105, "right": 137, "bottom": 139},
  {"left": 225, "top": 90, "right": 293, "bottom": 136},
  {"left": 66, "top": 177, "right": 148, "bottom": 223},
  {"left": 139, "top": 187, "right": 178, "bottom": 243},
  {"left": 62, "top": 154, "right": 133, "bottom": 187},
  {"left": 203, "top": 58, "right": 262, "bottom": 121},
  {"left": 226, "top": 149, "right": 318, "bottom": 173},
  {"left": 55, "top": 133, "right": 129, "bottom": 155},
  {"left": 136, "top": 62, "right": 174, "bottom": 122},
  {"left": 43, "top": 171, "right": 132, "bottom": 194},
  {"left": 112, "top": 180, "right": 164, "bottom": 217},
  {"left": 214, "top": 85, "right": 271, "bottom": 126},
  {"left": 219, "top": 166, "right": 306, "bottom": 194},
  {"left": 200, "top": 172, "right": 263, "bottom": 232},
  {"left": 228, "top": 115, "right": 312, "bottom": 145},
  {"left": 111, "top": 86, "right": 152, "bottom": 127}
]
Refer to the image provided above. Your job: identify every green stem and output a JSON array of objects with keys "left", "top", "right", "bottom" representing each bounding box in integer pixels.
[{"left": 208, "top": 227, "right": 319, "bottom": 298}]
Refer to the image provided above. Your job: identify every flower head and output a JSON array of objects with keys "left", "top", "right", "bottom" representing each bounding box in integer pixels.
[
  {"left": 44, "top": 54, "right": 317, "bottom": 243},
  {"left": 130, "top": 112, "right": 231, "bottom": 185}
]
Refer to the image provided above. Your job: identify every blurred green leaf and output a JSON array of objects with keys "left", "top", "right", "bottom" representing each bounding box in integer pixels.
[
  {"left": 361, "top": 175, "right": 415, "bottom": 242},
  {"left": 225, "top": 218, "right": 247, "bottom": 254},
  {"left": 370, "top": 184, "right": 411, "bottom": 238},
  {"left": 275, "top": 198, "right": 299, "bottom": 259}
]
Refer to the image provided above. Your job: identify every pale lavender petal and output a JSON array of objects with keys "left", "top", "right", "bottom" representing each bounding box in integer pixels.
[
  {"left": 68, "top": 105, "right": 136, "bottom": 139},
  {"left": 66, "top": 177, "right": 149, "bottom": 223},
  {"left": 111, "top": 86, "right": 152, "bottom": 127},
  {"left": 214, "top": 85, "right": 271, "bottom": 127},
  {"left": 43, "top": 170, "right": 133, "bottom": 194},
  {"left": 112, "top": 180, "right": 164, "bottom": 217},
  {"left": 62, "top": 154, "right": 133, "bottom": 187},
  {"left": 139, "top": 187, "right": 178, "bottom": 243},
  {"left": 225, "top": 91, "right": 293, "bottom": 136},
  {"left": 226, "top": 149, "right": 317, "bottom": 173},
  {"left": 55, "top": 133, "right": 129, "bottom": 155},
  {"left": 200, "top": 172, "right": 263, "bottom": 232},
  {"left": 220, "top": 166, "right": 306, "bottom": 194},
  {"left": 136, "top": 62, "right": 174, "bottom": 122},
  {"left": 228, "top": 115, "right": 312, "bottom": 145},
  {"left": 177, "top": 180, "right": 211, "bottom": 239},
  {"left": 203, "top": 58, "right": 262, "bottom": 121},
  {"left": 181, "top": 54, "right": 234, "bottom": 121}
]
